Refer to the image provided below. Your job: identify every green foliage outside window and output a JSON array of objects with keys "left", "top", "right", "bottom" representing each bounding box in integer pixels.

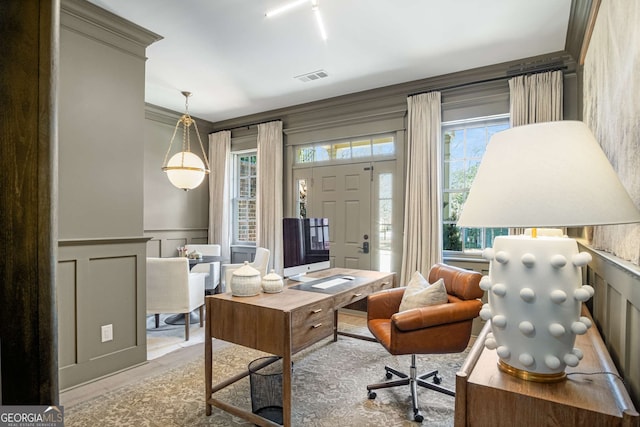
[{"left": 442, "top": 117, "right": 509, "bottom": 252}]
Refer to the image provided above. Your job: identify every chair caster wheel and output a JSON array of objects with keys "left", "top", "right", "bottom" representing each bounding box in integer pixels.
[
  {"left": 385, "top": 372, "right": 393, "bottom": 379},
  {"left": 414, "top": 413, "right": 424, "bottom": 422},
  {"left": 433, "top": 374, "right": 442, "bottom": 385},
  {"left": 368, "top": 391, "right": 377, "bottom": 399}
]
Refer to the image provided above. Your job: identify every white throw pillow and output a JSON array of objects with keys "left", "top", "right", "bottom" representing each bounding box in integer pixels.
[{"left": 398, "top": 271, "right": 448, "bottom": 312}]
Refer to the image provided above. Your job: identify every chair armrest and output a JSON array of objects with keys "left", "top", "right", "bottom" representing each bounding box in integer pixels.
[
  {"left": 391, "top": 299, "right": 482, "bottom": 332},
  {"left": 189, "top": 272, "right": 209, "bottom": 280},
  {"left": 367, "top": 288, "right": 405, "bottom": 321}
]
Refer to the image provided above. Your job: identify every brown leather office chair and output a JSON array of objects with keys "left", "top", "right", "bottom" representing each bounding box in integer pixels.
[{"left": 366, "top": 263, "right": 483, "bottom": 422}]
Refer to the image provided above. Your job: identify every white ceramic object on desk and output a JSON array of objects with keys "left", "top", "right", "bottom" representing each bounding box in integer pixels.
[
  {"left": 262, "top": 269, "right": 284, "bottom": 293},
  {"left": 230, "top": 261, "right": 262, "bottom": 297}
]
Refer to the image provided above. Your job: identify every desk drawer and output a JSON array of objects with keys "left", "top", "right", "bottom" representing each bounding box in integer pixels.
[
  {"left": 291, "top": 299, "right": 334, "bottom": 353},
  {"left": 335, "top": 276, "right": 395, "bottom": 308},
  {"left": 370, "top": 277, "right": 395, "bottom": 293},
  {"left": 334, "top": 287, "right": 369, "bottom": 308}
]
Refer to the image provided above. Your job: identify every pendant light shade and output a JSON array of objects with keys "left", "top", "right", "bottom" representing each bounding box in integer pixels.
[
  {"left": 162, "top": 91, "right": 210, "bottom": 191},
  {"left": 165, "top": 151, "right": 207, "bottom": 190}
]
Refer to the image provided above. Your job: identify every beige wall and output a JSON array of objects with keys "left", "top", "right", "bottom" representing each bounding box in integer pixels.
[
  {"left": 58, "top": 28, "right": 144, "bottom": 239},
  {"left": 57, "top": 0, "right": 160, "bottom": 389}
]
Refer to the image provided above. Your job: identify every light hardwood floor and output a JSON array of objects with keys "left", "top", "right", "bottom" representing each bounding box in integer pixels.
[{"left": 60, "top": 311, "right": 367, "bottom": 408}]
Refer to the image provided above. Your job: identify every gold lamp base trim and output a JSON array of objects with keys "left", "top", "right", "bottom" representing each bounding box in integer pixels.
[
  {"left": 498, "top": 360, "right": 566, "bottom": 383},
  {"left": 162, "top": 166, "right": 210, "bottom": 173}
]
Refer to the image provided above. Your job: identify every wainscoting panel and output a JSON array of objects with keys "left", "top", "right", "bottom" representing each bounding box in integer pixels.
[
  {"left": 147, "top": 238, "right": 161, "bottom": 258},
  {"left": 57, "top": 238, "right": 148, "bottom": 390},
  {"left": 606, "top": 286, "right": 624, "bottom": 366},
  {"left": 57, "top": 260, "right": 78, "bottom": 369},
  {"left": 82, "top": 256, "right": 138, "bottom": 361},
  {"left": 580, "top": 242, "right": 640, "bottom": 408},
  {"left": 628, "top": 303, "right": 640, "bottom": 403},
  {"left": 230, "top": 246, "right": 256, "bottom": 264},
  {"left": 145, "top": 229, "right": 208, "bottom": 258}
]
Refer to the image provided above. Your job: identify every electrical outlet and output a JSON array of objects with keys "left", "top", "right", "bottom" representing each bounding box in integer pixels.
[{"left": 101, "top": 324, "right": 113, "bottom": 342}]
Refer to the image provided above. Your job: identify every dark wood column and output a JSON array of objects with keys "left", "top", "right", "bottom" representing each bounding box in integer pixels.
[{"left": 0, "top": 0, "right": 59, "bottom": 404}]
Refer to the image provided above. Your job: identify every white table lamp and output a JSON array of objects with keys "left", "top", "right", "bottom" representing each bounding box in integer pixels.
[{"left": 457, "top": 120, "right": 640, "bottom": 382}]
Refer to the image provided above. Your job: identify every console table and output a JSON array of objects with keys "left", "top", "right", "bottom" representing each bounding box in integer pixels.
[
  {"left": 455, "top": 311, "right": 639, "bottom": 427},
  {"left": 204, "top": 268, "right": 395, "bottom": 427}
]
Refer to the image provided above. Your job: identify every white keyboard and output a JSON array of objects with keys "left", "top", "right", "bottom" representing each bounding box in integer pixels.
[{"left": 311, "top": 277, "right": 349, "bottom": 289}]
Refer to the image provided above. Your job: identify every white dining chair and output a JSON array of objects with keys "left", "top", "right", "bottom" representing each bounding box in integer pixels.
[
  {"left": 185, "top": 244, "right": 221, "bottom": 294},
  {"left": 146, "top": 257, "right": 206, "bottom": 340}
]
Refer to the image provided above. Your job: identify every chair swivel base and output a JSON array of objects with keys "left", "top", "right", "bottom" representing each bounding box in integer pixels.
[{"left": 366, "top": 354, "right": 455, "bottom": 423}]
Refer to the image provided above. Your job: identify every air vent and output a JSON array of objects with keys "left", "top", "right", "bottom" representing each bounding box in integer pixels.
[{"left": 295, "top": 69, "right": 329, "bottom": 82}]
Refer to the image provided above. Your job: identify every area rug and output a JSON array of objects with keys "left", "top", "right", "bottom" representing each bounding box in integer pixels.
[{"left": 65, "top": 332, "right": 467, "bottom": 426}]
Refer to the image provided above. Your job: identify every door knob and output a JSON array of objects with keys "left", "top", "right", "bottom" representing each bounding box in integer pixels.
[{"left": 358, "top": 241, "right": 370, "bottom": 254}]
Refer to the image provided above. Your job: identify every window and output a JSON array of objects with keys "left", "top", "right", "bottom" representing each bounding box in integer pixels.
[
  {"left": 294, "top": 134, "right": 395, "bottom": 165},
  {"left": 377, "top": 172, "right": 393, "bottom": 271},
  {"left": 232, "top": 151, "right": 257, "bottom": 244},
  {"left": 296, "top": 178, "right": 308, "bottom": 218},
  {"left": 442, "top": 115, "right": 510, "bottom": 253}
]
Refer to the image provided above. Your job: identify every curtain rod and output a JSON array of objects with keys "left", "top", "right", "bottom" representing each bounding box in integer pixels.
[
  {"left": 209, "top": 118, "right": 282, "bottom": 135},
  {"left": 407, "top": 66, "right": 567, "bottom": 98}
]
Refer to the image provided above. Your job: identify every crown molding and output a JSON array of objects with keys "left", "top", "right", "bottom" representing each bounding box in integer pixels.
[
  {"left": 61, "top": 0, "right": 162, "bottom": 59},
  {"left": 565, "top": 0, "right": 597, "bottom": 64},
  {"left": 145, "top": 103, "right": 216, "bottom": 131},
  {"left": 211, "top": 51, "right": 575, "bottom": 135}
]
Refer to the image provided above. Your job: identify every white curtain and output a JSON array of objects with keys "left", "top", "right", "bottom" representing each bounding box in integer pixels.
[
  {"left": 509, "top": 70, "right": 563, "bottom": 127},
  {"left": 256, "top": 121, "right": 283, "bottom": 274},
  {"left": 208, "top": 131, "right": 231, "bottom": 262},
  {"left": 508, "top": 70, "right": 563, "bottom": 235},
  {"left": 400, "top": 92, "right": 442, "bottom": 286}
]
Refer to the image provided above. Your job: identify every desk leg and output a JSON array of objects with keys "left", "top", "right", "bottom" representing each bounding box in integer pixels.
[
  {"left": 282, "top": 350, "right": 292, "bottom": 427},
  {"left": 205, "top": 300, "right": 212, "bottom": 416},
  {"left": 334, "top": 308, "right": 377, "bottom": 342}
]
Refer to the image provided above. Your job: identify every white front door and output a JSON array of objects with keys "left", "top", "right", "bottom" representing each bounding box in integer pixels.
[{"left": 311, "top": 163, "right": 372, "bottom": 270}]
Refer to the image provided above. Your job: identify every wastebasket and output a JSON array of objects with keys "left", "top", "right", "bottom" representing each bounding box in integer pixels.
[{"left": 248, "top": 356, "right": 283, "bottom": 425}]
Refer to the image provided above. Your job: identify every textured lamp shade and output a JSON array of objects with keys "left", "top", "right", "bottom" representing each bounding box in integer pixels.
[
  {"left": 457, "top": 120, "right": 640, "bottom": 228},
  {"left": 165, "top": 151, "right": 207, "bottom": 190}
]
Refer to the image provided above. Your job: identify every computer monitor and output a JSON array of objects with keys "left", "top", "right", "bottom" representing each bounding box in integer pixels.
[{"left": 282, "top": 217, "right": 330, "bottom": 280}]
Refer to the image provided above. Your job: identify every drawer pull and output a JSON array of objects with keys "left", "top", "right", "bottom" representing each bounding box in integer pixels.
[
  {"left": 353, "top": 293, "right": 363, "bottom": 297},
  {"left": 312, "top": 323, "right": 323, "bottom": 329},
  {"left": 312, "top": 308, "right": 323, "bottom": 314}
]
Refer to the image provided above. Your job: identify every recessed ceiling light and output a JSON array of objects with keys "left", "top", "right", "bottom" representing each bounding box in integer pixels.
[
  {"left": 311, "top": 0, "right": 327, "bottom": 41},
  {"left": 265, "top": 0, "right": 308, "bottom": 18},
  {"left": 266, "top": 0, "right": 328, "bottom": 41}
]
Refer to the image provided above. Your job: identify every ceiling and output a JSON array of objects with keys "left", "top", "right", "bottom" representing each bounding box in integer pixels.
[{"left": 86, "top": 0, "right": 573, "bottom": 123}]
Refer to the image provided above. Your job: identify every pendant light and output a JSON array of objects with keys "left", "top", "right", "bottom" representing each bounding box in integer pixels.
[{"left": 162, "top": 91, "right": 210, "bottom": 191}]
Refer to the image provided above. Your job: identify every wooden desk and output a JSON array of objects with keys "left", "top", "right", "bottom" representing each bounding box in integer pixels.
[
  {"left": 204, "top": 268, "right": 395, "bottom": 427},
  {"left": 455, "top": 313, "right": 639, "bottom": 427}
]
